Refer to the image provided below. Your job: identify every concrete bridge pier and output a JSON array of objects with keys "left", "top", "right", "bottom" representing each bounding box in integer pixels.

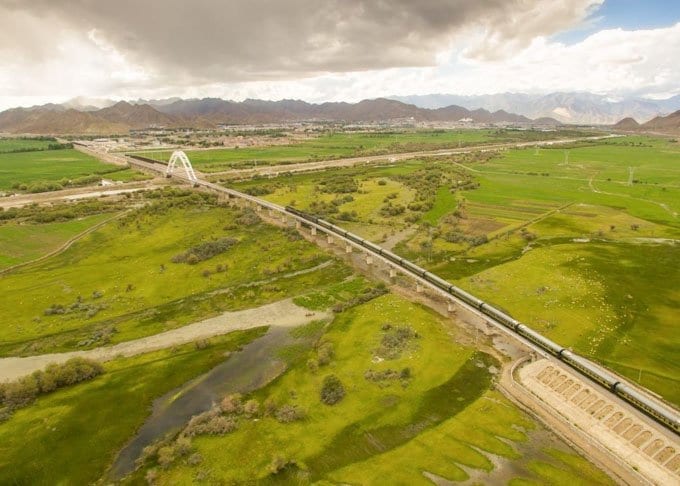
[
  {"left": 447, "top": 302, "right": 456, "bottom": 313},
  {"left": 416, "top": 283, "right": 423, "bottom": 293},
  {"left": 311, "top": 227, "right": 317, "bottom": 236},
  {"left": 268, "top": 209, "right": 274, "bottom": 217},
  {"left": 295, "top": 220, "right": 302, "bottom": 230},
  {"left": 389, "top": 267, "right": 397, "bottom": 279},
  {"left": 365, "top": 254, "right": 373, "bottom": 265},
  {"left": 326, "top": 234, "right": 333, "bottom": 245},
  {"left": 345, "top": 244, "right": 352, "bottom": 254}
]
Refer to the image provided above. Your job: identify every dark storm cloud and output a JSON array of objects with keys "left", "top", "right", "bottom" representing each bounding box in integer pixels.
[{"left": 0, "top": 0, "right": 599, "bottom": 82}]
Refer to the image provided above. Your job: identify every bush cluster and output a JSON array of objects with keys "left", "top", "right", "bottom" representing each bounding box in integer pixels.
[
  {"left": 235, "top": 208, "right": 260, "bottom": 226},
  {"left": 364, "top": 367, "right": 412, "bottom": 387},
  {"left": 0, "top": 198, "right": 128, "bottom": 223},
  {"left": 317, "top": 174, "right": 358, "bottom": 194},
  {"left": 171, "top": 237, "right": 237, "bottom": 264},
  {"left": 306, "top": 340, "right": 334, "bottom": 373},
  {"left": 443, "top": 230, "right": 488, "bottom": 247},
  {"left": 274, "top": 404, "right": 307, "bottom": 423},
  {"left": 375, "top": 324, "right": 420, "bottom": 360},
  {"left": 0, "top": 357, "right": 104, "bottom": 419},
  {"left": 332, "top": 284, "right": 388, "bottom": 313},
  {"left": 379, "top": 202, "right": 406, "bottom": 217},
  {"left": 244, "top": 185, "right": 275, "bottom": 196},
  {"left": 184, "top": 410, "right": 238, "bottom": 437},
  {"left": 44, "top": 296, "right": 105, "bottom": 319}
]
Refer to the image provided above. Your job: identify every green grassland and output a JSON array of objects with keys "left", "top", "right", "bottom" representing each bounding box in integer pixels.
[
  {"left": 0, "top": 138, "right": 56, "bottom": 153},
  {"left": 0, "top": 148, "right": 133, "bottom": 191},
  {"left": 135, "top": 128, "right": 593, "bottom": 173},
  {"left": 141, "top": 293, "right": 610, "bottom": 485},
  {"left": 0, "top": 328, "right": 266, "bottom": 485},
  {"left": 240, "top": 135, "right": 679, "bottom": 405},
  {"left": 0, "top": 213, "right": 115, "bottom": 269},
  {"left": 0, "top": 190, "right": 348, "bottom": 356},
  {"left": 461, "top": 241, "right": 680, "bottom": 405}
]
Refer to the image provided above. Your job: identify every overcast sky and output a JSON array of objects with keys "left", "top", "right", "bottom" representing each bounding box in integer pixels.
[{"left": 0, "top": 0, "right": 678, "bottom": 109}]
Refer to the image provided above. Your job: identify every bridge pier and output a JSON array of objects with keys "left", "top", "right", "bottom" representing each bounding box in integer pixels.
[
  {"left": 295, "top": 220, "right": 302, "bottom": 230},
  {"left": 255, "top": 204, "right": 262, "bottom": 212},
  {"left": 268, "top": 209, "right": 274, "bottom": 217},
  {"left": 416, "top": 283, "right": 423, "bottom": 293},
  {"left": 447, "top": 302, "right": 456, "bottom": 313},
  {"left": 311, "top": 227, "right": 317, "bottom": 236},
  {"left": 345, "top": 244, "right": 352, "bottom": 254},
  {"left": 389, "top": 267, "right": 397, "bottom": 279},
  {"left": 365, "top": 254, "right": 373, "bottom": 265},
  {"left": 327, "top": 234, "right": 333, "bottom": 245}
]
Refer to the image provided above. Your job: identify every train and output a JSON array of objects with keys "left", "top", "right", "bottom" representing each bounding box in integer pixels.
[{"left": 284, "top": 205, "right": 680, "bottom": 435}]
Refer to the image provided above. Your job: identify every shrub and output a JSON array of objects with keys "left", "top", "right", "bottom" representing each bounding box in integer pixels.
[
  {"left": 175, "top": 437, "right": 192, "bottom": 457},
  {"left": 274, "top": 404, "right": 306, "bottom": 423},
  {"left": 220, "top": 393, "right": 243, "bottom": 414},
  {"left": 316, "top": 341, "right": 334, "bottom": 366},
  {"left": 320, "top": 375, "right": 345, "bottom": 405},
  {"left": 243, "top": 399, "right": 260, "bottom": 417},
  {"left": 184, "top": 409, "right": 238, "bottom": 436},
  {"left": 145, "top": 468, "right": 159, "bottom": 484},
  {"left": 156, "top": 446, "right": 176, "bottom": 468},
  {"left": 194, "top": 339, "right": 210, "bottom": 350},
  {"left": 306, "top": 358, "right": 319, "bottom": 373},
  {"left": 268, "top": 455, "right": 296, "bottom": 474},
  {"left": 235, "top": 209, "right": 260, "bottom": 226},
  {"left": 187, "top": 453, "right": 203, "bottom": 466},
  {"left": 263, "top": 397, "right": 278, "bottom": 416},
  {"left": 172, "top": 238, "right": 237, "bottom": 264},
  {"left": 375, "top": 325, "right": 419, "bottom": 360}
]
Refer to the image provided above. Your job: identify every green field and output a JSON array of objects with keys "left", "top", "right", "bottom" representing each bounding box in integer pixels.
[
  {"left": 0, "top": 190, "right": 348, "bottom": 356},
  {"left": 0, "top": 148, "right": 130, "bottom": 191},
  {"left": 243, "top": 135, "right": 680, "bottom": 405},
  {"left": 0, "top": 328, "right": 266, "bottom": 485},
  {"left": 0, "top": 213, "right": 115, "bottom": 269},
  {"left": 0, "top": 131, "right": 674, "bottom": 484},
  {"left": 130, "top": 294, "right": 610, "bottom": 485},
  {"left": 0, "top": 138, "right": 56, "bottom": 153},
  {"left": 135, "top": 128, "right": 593, "bottom": 173}
]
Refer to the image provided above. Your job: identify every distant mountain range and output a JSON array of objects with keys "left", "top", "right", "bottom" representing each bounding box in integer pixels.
[
  {"left": 614, "top": 110, "right": 680, "bottom": 135},
  {"left": 389, "top": 92, "right": 680, "bottom": 125},
  {"left": 0, "top": 98, "right": 558, "bottom": 135}
]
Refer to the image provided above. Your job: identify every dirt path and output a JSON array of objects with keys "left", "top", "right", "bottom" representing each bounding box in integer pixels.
[
  {"left": 589, "top": 175, "right": 678, "bottom": 218},
  {"left": 0, "top": 211, "right": 129, "bottom": 275},
  {"left": 0, "top": 298, "right": 331, "bottom": 382}
]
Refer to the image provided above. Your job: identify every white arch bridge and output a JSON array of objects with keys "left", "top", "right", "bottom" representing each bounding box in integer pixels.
[{"left": 165, "top": 150, "right": 198, "bottom": 184}]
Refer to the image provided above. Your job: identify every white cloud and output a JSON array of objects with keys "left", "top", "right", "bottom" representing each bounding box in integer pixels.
[{"left": 0, "top": 1, "right": 677, "bottom": 110}]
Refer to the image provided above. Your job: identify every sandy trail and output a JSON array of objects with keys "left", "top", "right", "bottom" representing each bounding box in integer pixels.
[{"left": 0, "top": 298, "right": 330, "bottom": 382}]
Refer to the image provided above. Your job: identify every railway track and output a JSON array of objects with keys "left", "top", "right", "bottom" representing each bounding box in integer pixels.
[{"left": 123, "top": 152, "right": 680, "bottom": 439}]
